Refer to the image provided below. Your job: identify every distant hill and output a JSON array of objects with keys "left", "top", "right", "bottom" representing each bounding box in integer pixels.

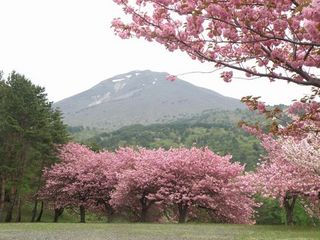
[
  {"left": 54, "top": 70, "right": 245, "bottom": 130},
  {"left": 84, "top": 114, "right": 264, "bottom": 170}
]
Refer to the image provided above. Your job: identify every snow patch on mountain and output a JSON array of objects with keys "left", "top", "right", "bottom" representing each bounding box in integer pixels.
[
  {"left": 112, "top": 78, "right": 125, "bottom": 83},
  {"left": 88, "top": 92, "right": 111, "bottom": 107},
  {"left": 114, "top": 82, "right": 126, "bottom": 93}
]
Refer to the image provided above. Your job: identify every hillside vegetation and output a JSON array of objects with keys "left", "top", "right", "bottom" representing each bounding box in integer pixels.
[{"left": 75, "top": 109, "right": 267, "bottom": 170}]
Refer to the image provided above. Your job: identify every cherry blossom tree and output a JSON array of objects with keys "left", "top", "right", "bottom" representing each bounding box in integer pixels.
[
  {"left": 112, "top": 0, "right": 320, "bottom": 86},
  {"left": 281, "top": 133, "right": 320, "bottom": 174},
  {"left": 153, "top": 147, "right": 257, "bottom": 223},
  {"left": 39, "top": 143, "right": 97, "bottom": 223},
  {"left": 110, "top": 147, "right": 257, "bottom": 223},
  {"left": 280, "top": 133, "right": 320, "bottom": 219},
  {"left": 98, "top": 147, "right": 141, "bottom": 221},
  {"left": 251, "top": 135, "right": 320, "bottom": 225},
  {"left": 40, "top": 145, "right": 140, "bottom": 223},
  {"left": 72, "top": 150, "right": 117, "bottom": 222},
  {"left": 241, "top": 89, "right": 320, "bottom": 138},
  {"left": 254, "top": 159, "right": 320, "bottom": 225},
  {"left": 110, "top": 148, "right": 165, "bottom": 222}
]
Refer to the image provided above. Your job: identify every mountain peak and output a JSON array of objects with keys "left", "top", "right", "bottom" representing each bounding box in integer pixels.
[{"left": 54, "top": 70, "right": 244, "bottom": 130}]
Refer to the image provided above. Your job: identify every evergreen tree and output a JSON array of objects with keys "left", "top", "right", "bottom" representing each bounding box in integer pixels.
[{"left": 0, "top": 71, "right": 69, "bottom": 222}]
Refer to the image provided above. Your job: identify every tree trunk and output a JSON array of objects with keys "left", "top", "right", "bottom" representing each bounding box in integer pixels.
[
  {"left": 6, "top": 142, "right": 27, "bottom": 223},
  {"left": 140, "top": 205, "right": 148, "bottom": 223},
  {"left": 36, "top": 201, "right": 44, "bottom": 222},
  {"left": 178, "top": 203, "right": 188, "bottom": 223},
  {"left": 0, "top": 177, "right": 5, "bottom": 221},
  {"left": 80, "top": 205, "right": 86, "bottom": 223},
  {"left": 286, "top": 207, "right": 294, "bottom": 226},
  {"left": 139, "top": 197, "right": 153, "bottom": 222},
  {"left": 5, "top": 204, "right": 14, "bottom": 222},
  {"left": 31, "top": 200, "right": 38, "bottom": 222},
  {"left": 15, "top": 196, "right": 22, "bottom": 222},
  {"left": 53, "top": 208, "right": 64, "bottom": 223},
  {"left": 284, "top": 195, "right": 297, "bottom": 225},
  {"left": 32, "top": 162, "right": 44, "bottom": 222},
  {"left": 5, "top": 187, "right": 17, "bottom": 222},
  {"left": 104, "top": 203, "right": 114, "bottom": 223}
]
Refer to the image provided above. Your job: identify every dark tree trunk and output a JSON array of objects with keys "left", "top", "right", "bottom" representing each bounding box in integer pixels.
[
  {"left": 284, "top": 195, "right": 297, "bottom": 225},
  {"left": 139, "top": 197, "right": 154, "bottom": 222},
  {"left": 31, "top": 200, "right": 38, "bottom": 222},
  {"left": 79, "top": 205, "right": 86, "bottom": 223},
  {"left": 15, "top": 196, "right": 22, "bottom": 222},
  {"left": 140, "top": 205, "right": 148, "bottom": 223},
  {"left": 178, "top": 203, "right": 188, "bottom": 223},
  {"left": 36, "top": 201, "right": 44, "bottom": 222},
  {"left": 53, "top": 208, "right": 64, "bottom": 223},
  {"left": 7, "top": 142, "right": 27, "bottom": 223},
  {"left": 104, "top": 203, "right": 114, "bottom": 223},
  {"left": 286, "top": 207, "right": 294, "bottom": 226},
  {"left": 0, "top": 177, "right": 5, "bottom": 221},
  {"left": 32, "top": 161, "right": 45, "bottom": 222},
  {"left": 5, "top": 187, "right": 17, "bottom": 222},
  {"left": 4, "top": 204, "right": 14, "bottom": 222}
]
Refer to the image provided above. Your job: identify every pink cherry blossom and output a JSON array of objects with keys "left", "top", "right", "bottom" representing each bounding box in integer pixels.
[
  {"left": 112, "top": 0, "right": 320, "bottom": 87},
  {"left": 40, "top": 144, "right": 257, "bottom": 224}
]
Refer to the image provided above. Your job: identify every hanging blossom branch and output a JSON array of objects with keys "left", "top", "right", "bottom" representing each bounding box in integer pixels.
[{"left": 112, "top": 0, "right": 320, "bottom": 87}]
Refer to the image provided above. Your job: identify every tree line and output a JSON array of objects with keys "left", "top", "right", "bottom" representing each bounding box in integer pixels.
[
  {"left": 85, "top": 122, "right": 265, "bottom": 171},
  {"left": 39, "top": 143, "right": 257, "bottom": 224},
  {"left": 40, "top": 137, "right": 320, "bottom": 225},
  {"left": 0, "top": 71, "right": 69, "bottom": 222}
]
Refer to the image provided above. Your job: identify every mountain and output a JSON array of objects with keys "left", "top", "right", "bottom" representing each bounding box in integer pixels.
[{"left": 54, "top": 70, "right": 245, "bottom": 130}]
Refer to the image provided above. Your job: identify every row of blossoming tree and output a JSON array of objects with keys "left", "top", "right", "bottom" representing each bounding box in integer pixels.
[
  {"left": 39, "top": 130, "right": 320, "bottom": 225},
  {"left": 39, "top": 144, "right": 257, "bottom": 223}
]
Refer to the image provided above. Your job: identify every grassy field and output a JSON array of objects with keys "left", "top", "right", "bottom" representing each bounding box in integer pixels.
[{"left": 0, "top": 223, "right": 319, "bottom": 240}]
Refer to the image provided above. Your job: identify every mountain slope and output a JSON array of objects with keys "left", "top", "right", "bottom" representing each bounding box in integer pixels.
[{"left": 54, "top": 70, "right": 244, "bottom": 130}]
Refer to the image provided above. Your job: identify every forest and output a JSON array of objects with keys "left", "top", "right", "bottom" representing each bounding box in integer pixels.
[{"left": 82, "top": 122, "right": 264, "bottom": 170}]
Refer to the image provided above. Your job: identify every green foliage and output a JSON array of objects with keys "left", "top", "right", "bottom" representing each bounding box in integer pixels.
[
  {"left": 255, "top": 197, "right": 283, "bottom": 225},
  {"left": 0, "top": 71, "right": 69, "bottom": 222},
  {"left": 255, "top": 196, "right": 319, "bottom": 226},
  {"left": 68, "top": 126, "right": 102, "bottom": 142},
  {"left": 87, "top": 122, "right": 264, "bottom": 170},
  {"left": 70, "top": 109, "right": 267, "bottom": 170},
  {"left": 292, "top": 200, "right": 320, "bottom": 226}
]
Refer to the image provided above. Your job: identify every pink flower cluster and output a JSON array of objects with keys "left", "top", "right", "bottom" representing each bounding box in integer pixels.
[
  {"left": 245, "top": 132, "right": 320, "bottom": 222},
  {"left": 112, "top": 0, "right": 320, "bottom": 87},
  {"left": 221, "top": 71, "right": 233, "bottom": 83},
  {"left": 39, "top": 143, "right": 257, "bottom": 223}
]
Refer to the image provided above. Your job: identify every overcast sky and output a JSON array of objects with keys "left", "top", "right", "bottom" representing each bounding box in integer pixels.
[{"left": 0, "top": 0, "right": 312, "bottom": 105}]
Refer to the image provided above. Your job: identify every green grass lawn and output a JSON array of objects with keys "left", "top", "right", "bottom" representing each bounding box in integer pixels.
[{"left": 0, "top": 223, "right": 319, "bottom": 240}]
